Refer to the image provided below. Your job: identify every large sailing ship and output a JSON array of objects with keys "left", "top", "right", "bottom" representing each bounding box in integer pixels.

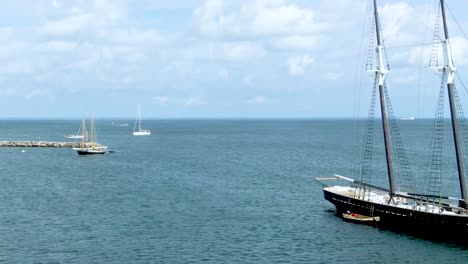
[
  {"left": 73, "top": 113, "right": 108, "bottom": 155},
  {"left": 316, "top": 0, "right": 468, "bottom": 242}
]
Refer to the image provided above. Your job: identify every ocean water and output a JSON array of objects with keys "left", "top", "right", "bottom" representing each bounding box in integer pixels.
[{"left": 0, "top": 119, "right": 467, "bottom": 263}]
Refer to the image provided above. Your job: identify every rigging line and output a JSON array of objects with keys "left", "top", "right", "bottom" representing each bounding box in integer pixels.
[
  {"left": 409, "top": 1, "right": 445, "bottom": 44},
  {"left": 352, "top": 3, "right": 373, "bottom": 179},
  {"left": 384, "top": 82, "right": 415, "bottom": 192},
  {"left": 417, "top": 48, "right": 423, "bottom": 119},
  {"left": 359, "top": 77, "right": 378, "bottom": 184},
  {"left": 378, "top": 19, "right": 390, "bottom": 69},
  {"left": 379, "top": 0, "right": 441, "bottom": 60},
  {"left": 423, "top": 77, "right": 445, "bottom": 197},
  {"left": 445, "top": 2, "right": 468, "bottom": 40},
  {"left": 418, "top": 0, "right": 435, "bottom": 119},
  {"left": 456, "top": 75, "right": 468, "bottom": 96},
  {"left": 385, "top": 42, "right": 443, "bottom": 49}
]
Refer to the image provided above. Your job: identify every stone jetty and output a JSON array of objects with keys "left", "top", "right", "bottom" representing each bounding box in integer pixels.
[{"left": 0, "top": 141, "right": 97, "bottom": 148}]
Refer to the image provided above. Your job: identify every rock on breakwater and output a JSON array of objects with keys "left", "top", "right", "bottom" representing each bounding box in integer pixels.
[{"left": 0, "top": 141, "right": 94, "bottom": 148}]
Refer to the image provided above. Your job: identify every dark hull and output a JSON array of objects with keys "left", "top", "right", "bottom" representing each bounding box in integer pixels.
[
  {"left": 77, "top": 150, "right": 105, "bottom": 155},
  {"left": 324, "top": 189, "right": 468, "bottom": 243}
]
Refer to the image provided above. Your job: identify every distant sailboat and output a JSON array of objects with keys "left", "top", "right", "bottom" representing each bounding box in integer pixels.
[
  {"left": 112, "top": 121, "right": 129, "bottom": 127},
  {"left": 133, "top": 104, "right": 151, "bottom": 136},
  {"left": 64, "top": 134, "right": 84, "bottom": 139},
  {"left": 65, "top": 121, "right": 85, "bottom": 139},
  {"left": 73, "top": 113, "right": 108, "bottom": 155}
]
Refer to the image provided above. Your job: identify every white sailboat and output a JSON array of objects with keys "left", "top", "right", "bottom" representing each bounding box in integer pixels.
[
  {"left": 65, "top": 120, "right": 85, "bottom": 139},
  {"left": 133, "top": 104, "right": 151, "bottom": 136},
  {"left": 64, "top": 134, "right": 84, "bottom": 139},
  {"left": 73, "top": 113, "right": 108, "bottom": 155}
]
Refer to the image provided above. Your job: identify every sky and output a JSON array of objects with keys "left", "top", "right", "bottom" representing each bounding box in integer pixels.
[{"left": 0, "top": 0, "right": 468, "bottom": 119}]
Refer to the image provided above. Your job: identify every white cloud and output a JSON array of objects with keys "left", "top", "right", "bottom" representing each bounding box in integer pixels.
[
  {"left": 272, "top": 35, "right": 322, "bottom": 50},
  {"left": 243, "top": 75, "right": 254, "bottom": 86},
  {"left": 0, "top": 61, "right": 34, "bottom": 74},
  {"left": 0, "top": 0, "right": 459, "bottom": 119},
  {"left": 42, "top": 0, "right": 127, "bottom": 36},
  {"left": 154, "top": 96, "right": 169, "bottom": 104},
  {"left": 0, "top": 41, "right": 27, "bottom": 58},
  {"left": 326, "top": 72, "right": 344, "bottom": 80},
  {"left": 391, "top": 68, "right": 419, "bottom": 84},
  {"left": 411, "top": 37, "right": 468, "bottom": 67},
  {"left": 217, "top": 69, "right": 229, "bottom": 79},
  {"left": 449, "top": 37, "right": 468, "bottom": 66},
  {"left": 0, "top": 28, "right": 26, "bottom": 58},
  {"left": 25, "top": 88, "right": 48, "bottom": 100},
  {"left": 52, "top": 0, "right": 62, "bottom": 9},
  {"left": 209, "top": 41, "right": 266, "bottom": 62},
  {"left": 401, "top": 37, "right": 468, "bottom": 68},
  {"left": 42, "top": 40, "right": 78, "bottom": 52},
  {"left": 225, "top": 43, "right": 265, "bottom": 61},
  {"left": 249, "top": 1, "right": 325, "bottom": 36},
  {"left": 36, "top": 0, "right": 162, "bottom": 78},
  {"left": 42, "top": 13, "right": 93, "bottom": 35},
  {"left": 0, "top": 87, "right": 16, "bottom": 97},
  {"left": 193, "top": 0, "right": 327, "bottom": 37},
  {"left": 103, "top": 29, "right": 162, "bottom": 45},
  {"left": 287, "top": 55, "right": 314, "bottom": 76},
  {"left": 64, "top": 43, "right": 101, "bottom": 72},
  {"left": 186, "top": 96, "right": 203, "bottom": 106},
  {"left": 71, "top": 7, "right": 82, "bottom": 14},
  {"left": 247, "top": 96, "right": 266, "bottom": 104},
  {"left": 0, "top": 27, "right": 14, "bottom": 40},
  {"left": 92, "top": 0, "right": 127, "bottom": 24},
  {"left": 379, "top": 2, "right": 426, "bottom": 47},
  {"left": 193, "top": 0, "right": 231, "bottom": 37}
]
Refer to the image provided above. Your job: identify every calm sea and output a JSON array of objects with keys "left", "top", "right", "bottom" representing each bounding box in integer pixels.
[{"left": 0, "top": 119, "right": 467, "bottom": 263}]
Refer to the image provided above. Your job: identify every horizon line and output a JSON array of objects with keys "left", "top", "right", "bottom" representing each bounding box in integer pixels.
[{"left": 0, "top": 116, "right": 433, "bottom": 121}]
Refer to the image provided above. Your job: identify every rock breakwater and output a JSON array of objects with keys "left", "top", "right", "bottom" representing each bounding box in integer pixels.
[{"left": 0, "top": 141, "right": 98, "bottom": 148}]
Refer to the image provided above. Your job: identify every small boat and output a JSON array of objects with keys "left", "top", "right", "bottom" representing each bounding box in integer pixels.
[
  {"left": 399, "top": 117, "right": 415, "bottom": 121},
  {"left": 112, "top": 122, "right": 129, "bottom": 127},
  {"left": 342, "top": 212, "right": 380, "bottom": 224},
  {"left": 133, "top": 104, "right": 151, "bottom": 136},
  {"left": 73, "top": 113, "right": 108, "bottom": 155}
]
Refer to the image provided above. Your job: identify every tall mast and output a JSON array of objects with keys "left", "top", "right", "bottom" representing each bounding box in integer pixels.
[
  {"left": 440, "top": 0, "right": 468, "bottom": 207},
  {"left": 90, "top": 113, "right": 94, "bottom": 143},
  {"left": 138, "top": 104, "right": 142, "bottom": 131},
  {"left": 81, "top": 118, "right": 86, "bottom": 147},
  {"left": 373, "top": 0, "right": 396, "bottom": 196}
]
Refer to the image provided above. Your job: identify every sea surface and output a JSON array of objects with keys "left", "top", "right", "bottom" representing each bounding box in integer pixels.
[{"left": 0, "top": 119, "right": 467, "bottom": 263}]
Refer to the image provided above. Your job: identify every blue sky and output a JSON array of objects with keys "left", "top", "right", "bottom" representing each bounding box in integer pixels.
[{"left": 0, "top": 0, "right": 468, "bottom": 119}]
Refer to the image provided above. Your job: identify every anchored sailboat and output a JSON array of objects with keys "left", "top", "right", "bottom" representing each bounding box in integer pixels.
[
  {"left": 65, "top": 120, "right": 86, "bottom": 139},
  {"left": 133, "top": 104, "right": 151, "bottom": 136},
  {"left": 315, "top": 0, "right": 468, "bottom": 242},
  {"left": 73, "top": 113, "right": 108, "bottom": 155}
]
